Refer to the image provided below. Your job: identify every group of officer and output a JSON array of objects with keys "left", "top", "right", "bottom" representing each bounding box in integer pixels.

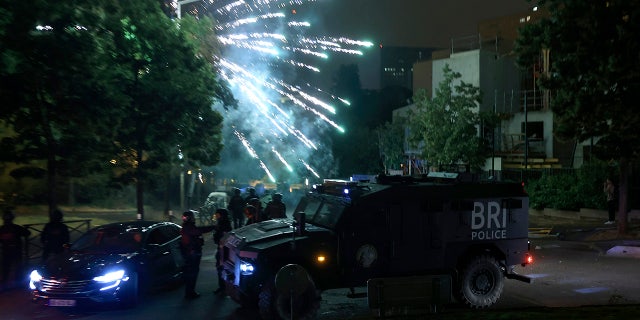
[
  {"left": 179, "top": 188, "right": 287, "bottom": 299},
  {"left": 0, "top": 208, "right": 69, "bottom": 291},
  {"left": 227, "top": 187, "right": 287, "bottom": 229}
]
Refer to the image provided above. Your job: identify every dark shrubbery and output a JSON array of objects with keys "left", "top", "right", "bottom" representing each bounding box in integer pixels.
[{"left": 526, "top": 161, "right": 611, "bottom": 211}]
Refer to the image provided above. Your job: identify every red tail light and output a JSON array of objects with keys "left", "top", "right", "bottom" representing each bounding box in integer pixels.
[{"left": 525, "top": 253, "right": 533, "bottom": 265}]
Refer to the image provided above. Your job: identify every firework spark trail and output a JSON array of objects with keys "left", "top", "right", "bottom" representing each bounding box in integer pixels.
[
  {"left": 219, "top": 65, "right": 321, "bottom": 160},
  {"left": 289, "top": 127, "right": 317, "bottom": 150},
  {"left": 233, "top": 128, "right": 258, "bottom": 159},
  {"left": 234, "top": 127, "right": 278, "bottom": 182},
  {"left": 272, "top": 148, "right": 293, "bottom": 172},
  {"left": 235, "top": 80, "right": 290, "bottom": 137},
  {"left": 220, "top": 57, "right": 344, "bottom": 136},
  {"left": 219, "top": 58, "right": 323, "bottom": 149},
  {"left": 259, "top": 160, "right": 277, "bottom": 182},
  {"left": 281, "top": 59, "right": 320, "bottom": 72},
  {"left": 299, "top": 158, "right": 320, "bottom": 178},
  {"left": 275, "top": 79, "right": 335, "bottom": 114},
  {"left": 184, "top": 0, "right": 371, "bottom": 181},
  {"left": 260, "top": 78, "right": 345, "bottom": 133}
]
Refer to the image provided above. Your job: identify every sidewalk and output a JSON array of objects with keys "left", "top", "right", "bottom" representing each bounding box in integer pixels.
[{"left": 529, "top": 208, "right": 640, "bottom": 258}]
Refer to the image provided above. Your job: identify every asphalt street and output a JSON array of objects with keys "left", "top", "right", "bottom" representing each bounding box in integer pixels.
[{"left": 2, "top": 218, "right": 639, "bottom": 320}]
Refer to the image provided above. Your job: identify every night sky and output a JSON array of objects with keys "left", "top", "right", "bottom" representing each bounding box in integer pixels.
[
  {"left": 289, "top": 0, "right": 535, "bottom": 89},
  {"left": 310, "top": 0, "right": 535, "bottom": 48}
]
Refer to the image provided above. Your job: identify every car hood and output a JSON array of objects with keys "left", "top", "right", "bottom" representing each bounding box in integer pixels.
[
  {"left": 222, "top": 219, "right": 327, "bottom": 251},
  {"left": 41, "top": 251, "right": 139, "bottom": 280}
]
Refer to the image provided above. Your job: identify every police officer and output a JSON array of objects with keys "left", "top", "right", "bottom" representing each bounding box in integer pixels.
[
  {"left": 244, "top": 187, "right": 259, "bottom": 203},
  {"left": 0, "top": 210, "right": 31, "bottom": 290},
  {"left": 264, "top": 193, "right": 286, "bottom": 219},
  {"left": 244, "top": 205, "right": 258, "bottom": 226},
  {"left": 180, "top": 210, "right": 215, "bottom": 299},
  {"left": 248, "top": 197, "right": 265, "bottom": 222},
  {"left": 212, "top": 208, "right": 232, "bottom": 294},
  {"left": 228, "top": 188, "right": 245, "bottom": 229},
  {"left": 41, "top": 209, "right": 70, "bottom": 262}
]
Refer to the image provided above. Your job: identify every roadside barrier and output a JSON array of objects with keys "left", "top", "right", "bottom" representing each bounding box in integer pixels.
[{"left": 22, "top": 219, "right": 92, "bottom": 261}]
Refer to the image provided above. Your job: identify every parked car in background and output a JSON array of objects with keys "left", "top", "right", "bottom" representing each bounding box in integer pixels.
[{"left": 29, "top": 221, "right": 184, "bottom": 308}]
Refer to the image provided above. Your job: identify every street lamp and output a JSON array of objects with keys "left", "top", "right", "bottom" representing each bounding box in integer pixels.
[{"left": 174, "top": 0, "right": 201, "bottom": 19}]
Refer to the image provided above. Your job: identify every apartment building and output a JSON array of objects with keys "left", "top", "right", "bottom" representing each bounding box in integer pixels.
[{"left": 392, "top": 8, "right": 586, "bottom": 176}]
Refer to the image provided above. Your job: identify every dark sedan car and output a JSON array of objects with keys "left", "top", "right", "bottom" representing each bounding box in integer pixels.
[{"left": 29, "top": 220, "right": 185, "bottom": 307}]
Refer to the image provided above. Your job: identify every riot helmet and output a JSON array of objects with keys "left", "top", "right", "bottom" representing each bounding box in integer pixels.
[
  {"left": 3, "top": 210, "right": 15, "bottom": 223},
  {"left": 215, "top": 208, "right": 229, "bottom": 219},
  {"left": 51, "top": 209, "right": 64, "bottom": 222},
  {"left": 182, "top": 210, "right": 196, "bottom": 223}
]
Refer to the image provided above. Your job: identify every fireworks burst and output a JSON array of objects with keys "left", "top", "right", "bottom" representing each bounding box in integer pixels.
[{"left": 174, "top": 0, "right": 372, "bottom": 183}]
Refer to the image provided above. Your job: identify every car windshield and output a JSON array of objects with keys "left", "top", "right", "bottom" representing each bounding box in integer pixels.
[
  {"left": 71, "top": 227, "right": 142, "bottom": 254},
  {"left": 295, "top": 195, "right": 345, "bottom": 229}
]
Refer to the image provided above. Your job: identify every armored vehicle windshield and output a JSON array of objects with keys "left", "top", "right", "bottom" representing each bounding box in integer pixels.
[{"left": 294, "top": 194, "right": 346, "bottom": 229}]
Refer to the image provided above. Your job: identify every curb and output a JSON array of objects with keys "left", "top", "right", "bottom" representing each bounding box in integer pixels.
[{"left": 530, "top": 208, "right": 640, "bottom": 221}]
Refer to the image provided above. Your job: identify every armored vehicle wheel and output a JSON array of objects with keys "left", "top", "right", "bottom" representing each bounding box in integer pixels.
[
  {"left": 275, "top": 277, "right": 320, "bottom": 320},
  {"left": 457, "top": 254, "right": 504, "bottom": 308},
  {"left": 258, "top": 279, "right": 277, "bottom": 320},
  {"left": 258, "top": 265, "right": 321, "bottom": 320}
]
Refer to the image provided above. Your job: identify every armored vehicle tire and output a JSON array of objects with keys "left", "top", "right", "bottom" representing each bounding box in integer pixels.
[
  {"left": 275, "top": 277, "right": 320, "bottom": 320},
  {"left": 258, "top": 279, "right": 277, "bottom": 320},
  {"left": 457, "top": 254, "right": 504, "bottom": 308},
  {"left": 258, "top": 277, "right": 320, "bottom": 320}
]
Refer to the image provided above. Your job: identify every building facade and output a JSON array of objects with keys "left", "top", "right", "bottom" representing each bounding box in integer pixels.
[{"left": 392, "top": 8, "right": 586, "bottom": 177}]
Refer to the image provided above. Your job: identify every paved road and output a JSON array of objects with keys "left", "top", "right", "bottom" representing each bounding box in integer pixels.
[
  {"left": 2, "top": 233, "right": 640, "bottom": 320},
  {"left": 500, "top": 238, "right": 640, "bottom": 308}
]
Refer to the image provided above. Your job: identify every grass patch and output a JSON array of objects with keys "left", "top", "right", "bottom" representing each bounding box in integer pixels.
[{"left": 11, "top": 205, "right": 167, "bottom": 227}]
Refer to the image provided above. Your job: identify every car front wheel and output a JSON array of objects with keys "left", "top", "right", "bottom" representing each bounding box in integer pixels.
[{"left": 119, "top": 271, "right": 139, "bottom": 308}]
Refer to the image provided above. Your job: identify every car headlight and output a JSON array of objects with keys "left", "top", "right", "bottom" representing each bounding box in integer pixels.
[
  {"left": 239, "top": 261, "right": 255, "bottom": 275},
  {"left": 93, "top": 270, "right": 127, "bottom": 291},
  {"left": 29, "top": 270, "right": 43, "bottom": 290}
]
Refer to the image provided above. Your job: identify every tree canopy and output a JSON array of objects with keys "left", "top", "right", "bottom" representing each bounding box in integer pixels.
[
  {"left": 515, "top": 0, "right": 640, "bottom": 233},
  {"left": 0, "top": 0, "right": 232, "bottom": 217},
  {"left": 376, "top": 119, "right": 407, "bottom": 174},
  {"left": 407, "top": 65, "right": 491, "bottom": 172},
  {"left": 0, "top": 0, "right": 126, "bottom": 211}
]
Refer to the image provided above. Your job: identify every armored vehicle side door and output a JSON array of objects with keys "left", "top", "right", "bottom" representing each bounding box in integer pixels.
[
  {"left": 387, "top": 195, "right": 448, "bottom": 273},
  {"left": 340, "top": 202, "right": 390, "bottom": 285}
]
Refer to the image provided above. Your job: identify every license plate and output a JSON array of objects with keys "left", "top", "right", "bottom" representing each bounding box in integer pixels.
[{"left": 49, "top": 299, "right": 76, "bottom": 307}]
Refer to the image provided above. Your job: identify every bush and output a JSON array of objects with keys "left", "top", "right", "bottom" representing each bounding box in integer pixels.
[
  {"left": 526, "top": 172, "right": 580, "bottom": 210},
  {"left": 526, "top": 160, "right": 610, "bottom": 211}
]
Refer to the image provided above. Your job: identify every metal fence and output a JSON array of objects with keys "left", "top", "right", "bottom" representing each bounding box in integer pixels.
[
  {"left": 480, "top": 167, "right": 577, "bottom": 183},
  {"left": 22, "top": 219, "right": 92, "bottom": 262}
]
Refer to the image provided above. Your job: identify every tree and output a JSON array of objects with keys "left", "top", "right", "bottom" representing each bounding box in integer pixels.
[
  {"left": 376, "top": 119, "right": 407, "bottom": 174},
  {"left": 407, "top": 65, "right": 491, "bottom": 172},
  {"left": 0, "top": 0, "right": 127, "bottom": 212},
  {"left": 515, "top": 0, "right": 640, "bottom": 234},
  {"left": 102, "top": 1, "right": 230, "bottom": 219},
  {"left": 0, "top": 0, "right": 232, "bottom": 218}
]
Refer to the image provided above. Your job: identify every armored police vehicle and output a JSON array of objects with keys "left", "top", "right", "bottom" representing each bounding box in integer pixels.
[{"left": 219, "top": 173, "right": 532, "bottom": 319}]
